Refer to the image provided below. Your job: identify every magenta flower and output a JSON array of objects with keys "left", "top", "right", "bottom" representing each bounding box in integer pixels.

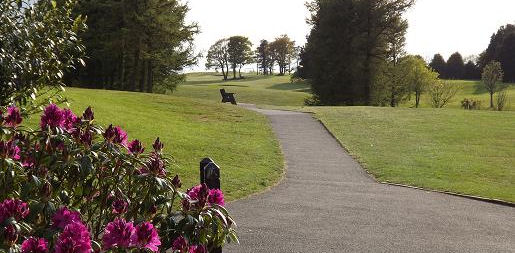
[
  {"left": 102, "top": 218, "right": 135, "bottom": 250},
  {"left": 82, "top": 106, "right": 94, "bottom": 121},
  {"left": 171, "top": 236, "right": 188, "bottom": 252},
  {"left": 130, "top": 222, "right": 161, "bottom": 252},
  {"left": 128, "top": 140, "right": 144, "bottom": 155},
  {"left": 104, "top": 125, "right": 128, "bottom": 147},
  {"left": 62, "top": 109, "right": 79, "bottom": 132},
  {"left": 0, "top": 198, "right": 30, "bottom": 223},
  {"left": 4, "top": 224, "right": 18, "bottom": 245},
  {"left": 52, "top": 207, "right": 82, "bottom": 229},
  {"left": 40, "top": 104, "right": 64, "bottom": 130},
  {"left": 208, "top": 189, "right": 225, "bottom": 206},
  {"left": 21, "top": 237, "right": 49, "bottom": 253},
  {"left": 111, "top": 199, "right": 128, "bottom": 215},
  {"left": 187, "top": 184, "right": 209, "bottom": 208},
  {"left": 0, "top": 140, "right": 21, "bottom": 160},
  {"left": 55, "top": 222, "right": 92, "bottom": 253},
  {"left": 4, "top": 106, "right": 23, "bottom": 127},
  {"left": 189, "top": 245, "right": 207, "bottom": 253},
  {"left": 80, "top": 131, "right": 93, "bottom": 147}
]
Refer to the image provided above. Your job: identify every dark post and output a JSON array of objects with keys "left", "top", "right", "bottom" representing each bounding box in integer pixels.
[{"left": 200, "top": 158, "right": 222, "bottom": 253}]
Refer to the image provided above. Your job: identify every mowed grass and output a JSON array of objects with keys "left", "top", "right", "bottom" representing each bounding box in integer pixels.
[
  {"left": 405, "top": 80, "right": 515, "bottom": 110},
  {"left": 308, "top": 106, "right": 515, "bottom": 202},
  {"left": 173, "top": 72, "right": 311, "bottom": 106},
  {"left": 25, "top": 88, "right": 283, "bottom": 201}
]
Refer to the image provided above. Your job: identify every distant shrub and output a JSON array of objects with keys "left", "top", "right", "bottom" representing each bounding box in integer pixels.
[
  {"left": 461, "top": 98, "right": 482, "bottom": 110},
  {"left": 496, "top": 90, "right": 508, "bottom": 111},
  {"left": 428, "top": 81, "right": 459, "bottom": 108}
]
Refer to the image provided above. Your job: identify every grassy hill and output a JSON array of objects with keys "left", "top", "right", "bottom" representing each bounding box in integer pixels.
[
  {"left": 173, "top": 73, "right": 311, "bottom": 106},
  {"left": 25, "top": 88, "right": 283, "bottom": 201}
]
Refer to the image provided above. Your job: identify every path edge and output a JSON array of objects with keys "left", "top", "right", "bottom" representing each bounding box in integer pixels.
[{"left": 311, "top": 114, "right": 515, "bottom": 208}]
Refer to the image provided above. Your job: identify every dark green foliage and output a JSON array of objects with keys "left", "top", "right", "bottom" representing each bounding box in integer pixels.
[
  {"left": 446, "top": 52, "right": 465, "bottom": 79},
  {"left": 463, "top": 60, "right": 481, "bottom": 80},
  {"left": 0, "top": 0, "right": 86, "bottom": 107},
  {"left": 478, "top": 24, "right": 515, "bottom": 82},
  {"left": 429, "top": 54, "right": 447, "bottom": 78},
  {"left": 227, "top": 36, "right": 253, "bottom": 79},
  {"left": 301, "top": 0, "right": 414, "bottom": 105},
  {"left": 69, "top": 0, "right": 199, "bottom": 93},
  {"left": 256, "top": 40, "right": 271, "bottom": 75}
]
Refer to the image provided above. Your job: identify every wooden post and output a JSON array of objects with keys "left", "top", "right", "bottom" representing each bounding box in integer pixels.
[{"left": 200, "top": 158, "right": 222, "bottom": 253}]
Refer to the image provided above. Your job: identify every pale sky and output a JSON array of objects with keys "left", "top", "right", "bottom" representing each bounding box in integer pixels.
[{"left": 185, "top": 0, "right": 515, "bottom": 71}]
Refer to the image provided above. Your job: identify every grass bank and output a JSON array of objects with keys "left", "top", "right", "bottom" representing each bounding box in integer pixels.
[
  {"left": 309, "top": 106, "right": 515, "bottom": 202},
  {"left": 26, "top": 88, "right": 284, "bottom": 201}
]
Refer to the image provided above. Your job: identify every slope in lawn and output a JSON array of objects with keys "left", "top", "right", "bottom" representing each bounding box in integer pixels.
[
  {"left": 174, "top": 73, "right": 311, "bottom": 106},
  {"left": 27, "top": 88, "right": 283, "bottom": 201},
  {"left": 310, "top": 107, "right": 515, "bottom": 202}
]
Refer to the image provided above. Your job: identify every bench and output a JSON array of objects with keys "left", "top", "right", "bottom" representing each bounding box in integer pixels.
[{"left": 220, "top": 89, "right": 237, "bottom": 105}]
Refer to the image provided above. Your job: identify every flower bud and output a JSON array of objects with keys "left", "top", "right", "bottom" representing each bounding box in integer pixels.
[
  {"left": 82, "top": 106, "right": 94, "bottom": 121},
  {"left": 172, "top": 175, "right": 182, "bottom": 189},
  {"left": 40, "top": 182, "right": 52, "bottom": 200},
  {"left": 152, "top": 138, "right": 164, "bottom": 152}
]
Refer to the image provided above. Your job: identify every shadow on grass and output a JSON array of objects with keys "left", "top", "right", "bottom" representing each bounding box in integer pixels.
[{"left": 267, "top": 82, "right": 310, "bottom": 91}]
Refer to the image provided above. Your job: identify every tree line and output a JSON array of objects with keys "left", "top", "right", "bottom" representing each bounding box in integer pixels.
[
  {"left": 429, "top": 53, "right": 481, "bottom": 80},
  {"left": 298, "top": 0, "right": 416, "bottom": 105},
  {"left": 66, "top": 0, "right": 199, "bottom": 93},
  {"left": 206, "top": 35, "right": 299, "bottom": 80}
]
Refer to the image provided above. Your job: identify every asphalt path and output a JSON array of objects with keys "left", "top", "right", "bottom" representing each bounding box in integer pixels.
[{"left": 225, "top": 105, "right": 514, "bottom": 253}]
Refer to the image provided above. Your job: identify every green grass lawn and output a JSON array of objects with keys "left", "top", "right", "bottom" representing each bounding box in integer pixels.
[
  {"left": 404, "top": 80, "right": 515, "bottom": 111},
  {"left": 25, "top": 88, "right": 283, "bottom": 201},
  {"left": 308, "top": 106, "right": 515, "bottom": 202},
  {"left": 173, "top": 72, "right": 311, "bottom": 106}
]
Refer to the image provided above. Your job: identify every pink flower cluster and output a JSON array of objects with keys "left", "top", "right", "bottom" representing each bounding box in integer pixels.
[
  {"left": 1, "top": 106, "right": 23, "bottom": 127},
  {"left": 40, "top": 104, "right": 79, "bottom": 131},
  {"left": 103, "top": 125, "right": 128, "bottom": 146},
  {"left": 172, "top": 236, "right": 206, "bottom": 253},
  {"left": 102, "top": 219, "right": 161, "bottom": 252},
  {"left": 0, "top": 140, "right": 20, "bottom": 160},
  {"left": 52, "top": 207, "right": 92, "bottom": 253},
  {"left": 0, "top": 199, "right": 30, "bottom": 223},
  {"left": 187, "top": 184, "right": 225, "bottom": 208},
  {"left": 21, "top": 237, "right": 49, "bottom": 253}
]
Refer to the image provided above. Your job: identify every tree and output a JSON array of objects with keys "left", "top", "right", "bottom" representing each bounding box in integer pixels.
[
  {"left": 206, "top": 39, "right": 230, "bottom": 80},
  {"left": 70, "top": 0, "right": 199, "bottom": 93},
  {"left": 446, "top": 52, "right": 465, "bottom": 79},
  {"left": 269, "top": 35, "right": 296, "bottom": 75},
  {"left": 428, "top": 81, "right": 459, "bottom": 108},
  {"left": 429, "top": 54, "right": 447, "bottom": 78},
  {"left": 0, "top": 0, "right": 86, "bottom": 107},
  {"left": 301, "top": 0, "right": 414, "bottom": 105},
  {"left": 256, "top": 40, "right": 270, "bottom": 75},
  {"left": 463, "top": 60, "right": 481, "bottom": 80},
  {"left": 481, "top": 61, "right": 504, "bottom": 108},
  {"left": 404, "top": 56, "right": 439, "bottom": 108},
  {"left": 227, "top": 36, "right": 253, "bottom": 79},
  {"left": 478, "top": 24, "right": 515, "bottom": 82}
]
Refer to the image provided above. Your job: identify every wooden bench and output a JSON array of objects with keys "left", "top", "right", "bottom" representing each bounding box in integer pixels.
[{"left": 220, "top": 89, "right": 237, "bottom": 105}]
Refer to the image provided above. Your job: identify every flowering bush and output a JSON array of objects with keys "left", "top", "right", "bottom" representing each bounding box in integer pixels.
[{"left": 0, "top": 104, "right": 237, "bottom": 252}]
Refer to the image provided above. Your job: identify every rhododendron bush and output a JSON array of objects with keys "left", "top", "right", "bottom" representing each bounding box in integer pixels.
[{"left": 0, "top": 104, "right": 237, "bottom": 252}]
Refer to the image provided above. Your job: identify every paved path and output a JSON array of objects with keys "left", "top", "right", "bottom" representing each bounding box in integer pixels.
[{"left": 225, "top": 105, "right": 515, "bottom": 253}]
